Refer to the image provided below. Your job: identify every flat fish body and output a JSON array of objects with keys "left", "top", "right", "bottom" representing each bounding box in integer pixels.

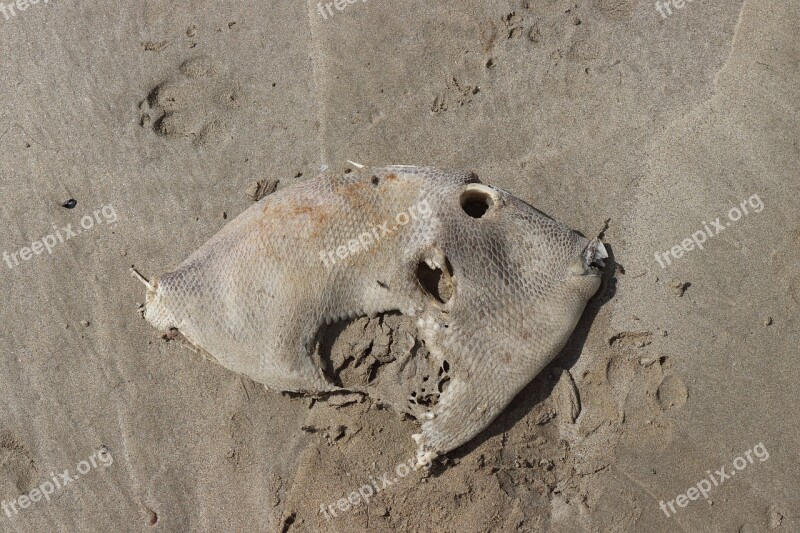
[{"left": 143, "top": 166, "right": 605, "bottom": 463}]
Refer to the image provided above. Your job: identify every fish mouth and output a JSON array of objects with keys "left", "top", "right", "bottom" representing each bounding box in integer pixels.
[
  {"left": 567, "top": 238, "right": 607, "bottom": 277},
  {"left": 582, "top": 238, "right": 608, "bottom": 275}
]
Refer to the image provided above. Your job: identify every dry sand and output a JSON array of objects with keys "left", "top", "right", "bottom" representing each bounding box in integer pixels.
[{"left": 0, "top": 0, "right": 798, "bottom": 531}]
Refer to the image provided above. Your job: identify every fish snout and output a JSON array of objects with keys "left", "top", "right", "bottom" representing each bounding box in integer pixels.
[{"left": 568, "top": 237, "right": 608, "bottom": 277}]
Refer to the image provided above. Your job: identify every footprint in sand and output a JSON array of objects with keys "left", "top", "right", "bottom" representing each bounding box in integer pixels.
[
  {"left": 0, "top": 430, "right": 39, "bottom": 497},
  {"left": 139, "top": 56, "right": 244, "bottom": 147},
  {"left": 656, "top": 374, "right": 688, "bottom": 410},
  {"left": 594, "top": 0, "right": 637, "bottom": 21},
  {"left": 770, "top": 225, "right": 800, "bottom": 305}
]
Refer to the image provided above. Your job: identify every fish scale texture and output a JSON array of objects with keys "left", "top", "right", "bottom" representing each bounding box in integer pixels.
[{"left": 143, "top": 166, "right": 602, "bottom": 460}]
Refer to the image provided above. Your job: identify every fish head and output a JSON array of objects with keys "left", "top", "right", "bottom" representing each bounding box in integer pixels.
[
  {"left": 441, "top": 181, "right": 605, "bottom": 317},
  {"left": 409, "top": 179, "right": 606, "bottom": 460}
]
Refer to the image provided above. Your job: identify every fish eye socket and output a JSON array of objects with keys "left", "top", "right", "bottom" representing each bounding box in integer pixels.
[{"left": 460, "top": 185, "right": 496, "bottom": 218}]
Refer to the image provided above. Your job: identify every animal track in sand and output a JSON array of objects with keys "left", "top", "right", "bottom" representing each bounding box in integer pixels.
[
  {"left": 430, "top": 77, "right": 480, "bottom": 114},
  {"left": 139, "top": 56, "right": 244, "bottom": 147},
  {"left": 478, "top": 3, "right": 613, "bottom": 83}
]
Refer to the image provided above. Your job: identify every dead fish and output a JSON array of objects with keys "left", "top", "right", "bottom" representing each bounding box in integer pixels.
[{"left": 138, "top": 165, "right": 606, "bottom": 466}]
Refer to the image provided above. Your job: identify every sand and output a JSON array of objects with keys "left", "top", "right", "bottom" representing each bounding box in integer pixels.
[{"left": 0, "top": 0, "right": 797, "bottom": 531}]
